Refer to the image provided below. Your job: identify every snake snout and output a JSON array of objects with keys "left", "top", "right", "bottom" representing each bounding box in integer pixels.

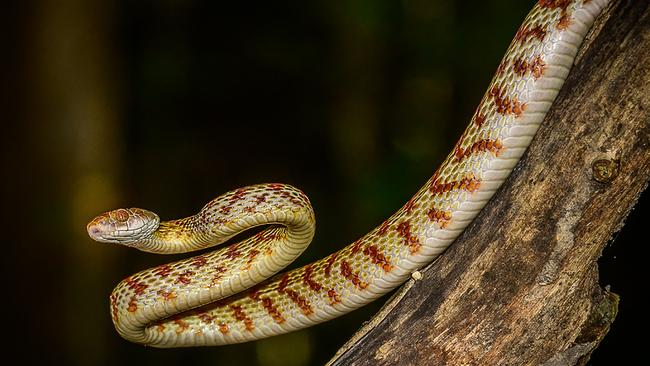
[
  {"left": 86, "top": 213, "right": 112, "bottom": 242},
  {"left": 87, "top": 223, "right": 103, "bottom": 240}
]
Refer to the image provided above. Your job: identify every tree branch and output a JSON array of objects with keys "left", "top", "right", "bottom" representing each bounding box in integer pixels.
[{"left": 328, "top": 1, "right": 649, "bottom": 365}]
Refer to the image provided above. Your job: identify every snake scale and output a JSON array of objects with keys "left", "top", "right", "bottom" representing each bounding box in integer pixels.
[{"left": 87, "top": 0, "right": 610, "bottom": 348}]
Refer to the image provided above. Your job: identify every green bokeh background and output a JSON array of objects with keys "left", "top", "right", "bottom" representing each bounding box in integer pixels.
[{"left": 3, "top": 0, "right": 644, "bottom": 365}]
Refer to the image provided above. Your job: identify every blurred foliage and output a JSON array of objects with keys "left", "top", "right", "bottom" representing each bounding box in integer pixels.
[{"left": 3, "top": 0, "right": 642, "bottom": 365}]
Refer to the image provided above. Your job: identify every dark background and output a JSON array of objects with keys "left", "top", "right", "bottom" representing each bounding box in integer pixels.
[{"left": 3, "top": 0, "right": 645, "bottom": 365}]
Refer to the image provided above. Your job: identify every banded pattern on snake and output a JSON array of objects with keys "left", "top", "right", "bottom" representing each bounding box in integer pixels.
[{"left": 87, "top": 0, "right": 610, "bottom": 348}]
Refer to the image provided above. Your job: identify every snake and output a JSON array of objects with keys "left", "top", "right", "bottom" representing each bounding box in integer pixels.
[{"left": 87, "top": 0, "right": 610, "bottom": 348}]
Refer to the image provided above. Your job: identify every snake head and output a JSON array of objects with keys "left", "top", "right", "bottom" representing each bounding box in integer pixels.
[{"left": 87, "top": 208, "right": 160, "bottom": 245}]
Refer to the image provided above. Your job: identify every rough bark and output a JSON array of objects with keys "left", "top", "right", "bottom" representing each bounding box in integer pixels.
[{"left": 328, "top": 1, "right": 649, "bottom": 365}]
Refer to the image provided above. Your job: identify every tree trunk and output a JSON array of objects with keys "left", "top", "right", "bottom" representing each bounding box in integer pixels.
[{"left": 328, "top": 1, "right": 649, "bottom": 365}]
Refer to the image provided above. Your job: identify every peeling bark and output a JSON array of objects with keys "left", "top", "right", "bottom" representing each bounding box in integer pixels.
[{"left": 328, "top": 1, "right": 649, "bottom": 365}]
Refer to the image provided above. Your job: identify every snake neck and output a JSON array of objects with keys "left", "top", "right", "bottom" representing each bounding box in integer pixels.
[{"left": 137, "top": 216, "right": 214, "bottom": 254}]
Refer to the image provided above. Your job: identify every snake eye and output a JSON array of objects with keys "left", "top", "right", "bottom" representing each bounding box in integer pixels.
[{"left": 112, "top": 209, "right": 131, "bottom": 222}]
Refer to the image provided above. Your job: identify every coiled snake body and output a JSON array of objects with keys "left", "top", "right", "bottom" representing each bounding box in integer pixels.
[{"left": 87, "top": 0, "right": 609, "bottom": 348}]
